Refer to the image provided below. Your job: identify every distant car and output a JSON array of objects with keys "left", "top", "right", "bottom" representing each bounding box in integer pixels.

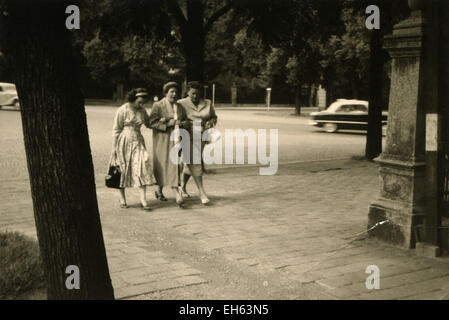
[
  {"left": 309, "top": 99, "right": 388, "bottom": 135},
  {"left": 0, "top": 82, "right": 20, "bottom": 110}
]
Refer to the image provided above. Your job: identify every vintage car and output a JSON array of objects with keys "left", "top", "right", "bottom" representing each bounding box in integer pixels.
[
  {"left": 0, "top": 82, "right": 20, "bottom": 110},
  {"left": 309, "top": 99, "right": 388, "bottom": 135}
]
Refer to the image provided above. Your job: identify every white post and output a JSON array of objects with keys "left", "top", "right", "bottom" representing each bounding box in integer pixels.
[
  {"left": 266, "top": 88, "right": 272, "bottom": 111},
  {"left": 212, "top": 83, "right": 216, "bottom": 107}
]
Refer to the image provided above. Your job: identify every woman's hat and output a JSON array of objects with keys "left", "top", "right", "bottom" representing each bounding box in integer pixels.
[
  {"left": 136, "top": 92, "right": 149, "bottom": 97},
  {"left": 187, "top": 81, "right": 202, "bottom": 90},
  {"left": 163, "top": 81, "right": 179, "bottom": 94}
]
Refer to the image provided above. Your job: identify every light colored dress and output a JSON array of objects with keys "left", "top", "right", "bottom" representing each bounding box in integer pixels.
[
  {"left": 149, "top": 98, "right": 188, "bottom": 187},
  {"left": 177, "top": 97, "right": 217, "bottom": 177},
  {"left": 112, "top": 103, "right": 156, "bottom": 188}
]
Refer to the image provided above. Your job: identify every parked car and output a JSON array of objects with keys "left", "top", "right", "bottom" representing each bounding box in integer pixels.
[
  {"left": 308, "top": 99, "right": 388, "bottom": 135},
  {"left": 0, "top": 82, "right": 20, "bottom": 110}
]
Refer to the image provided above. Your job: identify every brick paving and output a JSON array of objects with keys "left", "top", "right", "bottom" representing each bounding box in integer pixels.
[{"left": 2, "top": 158, "right": 449, "bottom": 300}]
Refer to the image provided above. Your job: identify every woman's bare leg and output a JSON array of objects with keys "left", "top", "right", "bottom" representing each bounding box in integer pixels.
[
  {"left": 139, "top": 186, "right": 149, "bottom": 207},
  {"left": 181, "top": 173, "right": 190, "bottom": 193},
  {"left": 155, "top": 185, "right": 167, "bottom": 200},
  {"left": 172, "top": 186, "right": 183, "bottom": 205},
  {"left": 180, "top": 172, "right": 192, "bottom": 198},
  {"left": 190, "top": 175, "right": 209, "bottom": 202},
  {"left": 119, "top": 188, "right": 127, "bottom": 205}
]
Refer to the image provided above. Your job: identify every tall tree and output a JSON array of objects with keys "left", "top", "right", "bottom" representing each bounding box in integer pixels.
[
  {"left": 166, "top": 0, "right": 234, "bottom": 81},
  {"left": 341, "top": 0, "right": 409, "bottom": 159},
  {"left": 239, "top": 0, "right": 344, "bottom": 112},
  {"left": 320, "top": 7, "right": 371, "bottom": 101},
  {"left": 365, "top": 0, "right": 388, "bottom": 159},
  {"left": 0, "top": 0, "right": 114, "bottom": 299},
  {"left": 363, "top": 0, "right": 409, "bottom": 159}
]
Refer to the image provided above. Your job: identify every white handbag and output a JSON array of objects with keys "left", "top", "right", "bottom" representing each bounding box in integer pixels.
[{"left": 204, "top": 127, "right": 221, "bottom": 144}]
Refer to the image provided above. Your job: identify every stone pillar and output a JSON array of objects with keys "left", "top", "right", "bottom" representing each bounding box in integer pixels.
[{"left": 368, "top": 1, "right": 427, "bottom": 248}]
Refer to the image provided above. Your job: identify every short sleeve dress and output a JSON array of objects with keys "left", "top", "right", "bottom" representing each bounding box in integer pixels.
[
  {"left": 112, "top": 103, "right": 156, "bottom": 188},
  {"left": 177, "top": 97, "right": 217, "bottom": 177}
]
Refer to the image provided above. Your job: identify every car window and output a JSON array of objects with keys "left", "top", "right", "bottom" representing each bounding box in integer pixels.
[
  {"left": 2, "top": 84, "right": 16, "bottom": 91},
  {"left": 336, "top": 105, "right": 352, "bottom": 113},
  {"left": 351, "top": 104, "right": 368, "bottom": 112}
]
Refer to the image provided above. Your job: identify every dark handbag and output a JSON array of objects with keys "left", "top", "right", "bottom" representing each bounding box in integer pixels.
[{"left": 105, "top": 165, "right": 121, "bottom": 189}]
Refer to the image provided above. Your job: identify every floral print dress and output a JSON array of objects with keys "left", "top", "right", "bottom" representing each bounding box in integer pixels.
[{"left": 112, "top": 103, "right": 156, "bottom": 188}]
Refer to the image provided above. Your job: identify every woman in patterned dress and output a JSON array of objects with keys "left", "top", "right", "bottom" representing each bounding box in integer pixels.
[{"left": 111, "top": 88, "right": 156, "bottom": 210}]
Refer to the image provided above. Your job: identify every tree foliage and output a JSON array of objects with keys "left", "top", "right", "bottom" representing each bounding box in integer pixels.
[{"left": 320, "top": 7, "right": 371, "bottom": 100}]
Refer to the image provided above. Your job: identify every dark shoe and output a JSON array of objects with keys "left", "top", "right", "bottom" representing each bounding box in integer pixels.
[{"left": 155, "top": 191, "right": 168, "bottom": 201}]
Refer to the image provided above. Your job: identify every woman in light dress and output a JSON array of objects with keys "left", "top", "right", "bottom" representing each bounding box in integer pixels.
[
  {"left": 111, "top": 88, "right": 156, "bottom": 211},
  {"left": 149, "top": 82, "right": 191, "bottom": 207},
  {"left": 177, "top": 81, "right": 217, "bottom": 205}
]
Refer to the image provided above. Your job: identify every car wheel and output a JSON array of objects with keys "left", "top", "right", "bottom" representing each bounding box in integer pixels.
[
  {"left": 13, "top": 100, "right": 20, "bottom": 110},
  {"left": 324, "top": 123, "right": 338, "bottom": 133},
  {"left": 382, "top": 125, "right": 387, "bottom": 137}
]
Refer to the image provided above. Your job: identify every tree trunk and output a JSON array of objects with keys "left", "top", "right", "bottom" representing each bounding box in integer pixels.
[
  {"left": 183, "top": 31, "right": 205, "bottom": 82},
  {"left": 0, "top": 1, "right": 114, "bottom": 299},
  {"left": 183, "top": 0, "right": 205, "bottom": 82},
  {"left": 309, "top": 84, "right": 316, "bottom": 107},
  {"left": 365, "top": 29, "right": 386, "bottom": 159}
]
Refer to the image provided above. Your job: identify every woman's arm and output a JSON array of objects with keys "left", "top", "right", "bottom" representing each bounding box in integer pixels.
[
  {"left": 209, "top": 103, "right": 218, "bottom": 126},
  {"left": 148, "top": 103, "right": 168, "bottom": 132},
  {"left": 142, "top": 107, "right": 151, "bottom": 128},
  {"left": 204, "top": 102, "right": 218, "bottom": 129},
  {"left": 177, "top": 104, "right": 191, "bottom": 130},
  {"left": 112, "top": 108, "right": 124, "bottom": 151}
]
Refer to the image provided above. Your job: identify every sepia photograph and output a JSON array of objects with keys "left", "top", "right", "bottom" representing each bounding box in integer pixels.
[{"left": 0, "top": 0, "right": 449, "bottom": 305}]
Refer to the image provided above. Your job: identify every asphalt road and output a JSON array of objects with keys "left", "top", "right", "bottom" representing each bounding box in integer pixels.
[{"left": 0, "top": 106, "right": 381, "bottom": 181}]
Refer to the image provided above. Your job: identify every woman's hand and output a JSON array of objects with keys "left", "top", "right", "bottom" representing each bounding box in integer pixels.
[
  {"left": 180, "top": 120, "right": 192, "bottom": 129},
  {"left": 166, "top": 119, "right": 176, "bottom": 127},
  {"left": 159, "top": 117, "right": 167, "bottom": 123},
  {"left": 203, "top": 120, "right": 213, "bottom": 130}
]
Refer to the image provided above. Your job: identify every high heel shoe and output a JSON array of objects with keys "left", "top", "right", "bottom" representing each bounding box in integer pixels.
[
  {"left": 175, "top": 193, "right": 185, "bottom": 208},
  {"left": 179, "top": 187, "right": 191, "bottom": 198},
  {"left": 141, "top": 202, "right": 152, "bottom": 211},
  {"left": 155, "top": 191, "right": 168, "bottom": 201},
  {"left": 119, "top": 201, "right": 129, "bottom": 209},
  {"left": 201, "top": 197, "right": 210, "bottom": 206}
]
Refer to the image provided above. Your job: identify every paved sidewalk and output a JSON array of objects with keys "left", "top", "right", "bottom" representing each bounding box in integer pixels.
[{"left": 2, "top": 159, "right": 449, "bottom": 299}]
